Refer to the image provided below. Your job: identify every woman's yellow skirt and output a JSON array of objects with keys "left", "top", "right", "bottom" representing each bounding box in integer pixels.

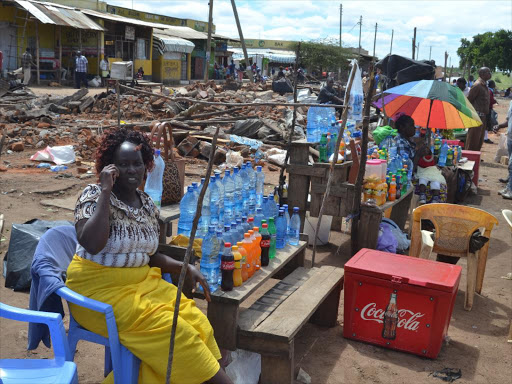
[{"left": 66, "top": 255, "right": 221, "bottom": 384}]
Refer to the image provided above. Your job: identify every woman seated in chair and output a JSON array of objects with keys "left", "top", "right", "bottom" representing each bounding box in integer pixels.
[
  {"left": 394, "top": 113, "right": 447, "bottom": 204},
  {"left": 66, "top": 128, "right": 232, "bottom": 384}
]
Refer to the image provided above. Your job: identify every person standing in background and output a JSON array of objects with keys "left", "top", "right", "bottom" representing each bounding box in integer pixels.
[
  {"left": 456, "top": 77, "right": 470, "bottom": 96},
  {"left": 493, "top": 101, "right": 512, "bottom": 200},
  {"left": 21, "top": 48, "right": 35, "bottom": 85},
  {"left": 484, "top": 80, "right": 498, "bottom": 144},
  {"left": 99, "top": 55, "right": 110, "bottom": 87},
  {"left": 466, "top": 67, "right": 491, "bottom": 151},
  {"left": 75, "top": 51, "right": 88, "bottom": 89}
]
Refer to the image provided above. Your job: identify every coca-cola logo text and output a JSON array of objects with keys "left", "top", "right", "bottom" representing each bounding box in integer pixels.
[{"left": 360, "top": 303, "right": 425, "bottom": 331}]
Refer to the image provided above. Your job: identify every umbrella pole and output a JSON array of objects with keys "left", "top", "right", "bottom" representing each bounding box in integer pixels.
[{"left": 426, "top": 99, "right": 433, "bottom": 148}]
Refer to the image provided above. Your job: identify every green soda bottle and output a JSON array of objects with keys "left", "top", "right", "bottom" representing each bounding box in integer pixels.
[
  {"left": 319, "top": 134, "right": 328, "bottom": 162},
  {"left": 268, "top": 217, "right": 277, "bottom": 259}
]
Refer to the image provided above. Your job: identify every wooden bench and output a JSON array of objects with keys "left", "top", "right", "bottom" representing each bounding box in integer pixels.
[{"left": 237, "top": 266, "right": 344, "bottom": 384}]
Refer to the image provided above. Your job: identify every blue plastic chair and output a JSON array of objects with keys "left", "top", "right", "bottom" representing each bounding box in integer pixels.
[{"left": 0, "top": 302, "right": 78, "bottom": 384}]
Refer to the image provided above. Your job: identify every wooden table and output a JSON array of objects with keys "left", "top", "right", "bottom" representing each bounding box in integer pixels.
[
  {"left": 158, "top": 203, "right": 180, "bottom": 242},
  {"left": 207, "top": 240, "right": 307, "bottom": 351}
]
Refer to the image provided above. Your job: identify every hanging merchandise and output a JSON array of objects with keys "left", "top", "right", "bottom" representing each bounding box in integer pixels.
[{"left": 347, "top": 59, "right": 364, "bottom": 122}]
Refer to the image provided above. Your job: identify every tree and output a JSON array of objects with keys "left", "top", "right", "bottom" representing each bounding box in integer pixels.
[
  {"left": 457, "top": 30, "right": 512, "bottom": 74},
  {"left": 294, "top": 41, "right": 351, "bottom": 75}
]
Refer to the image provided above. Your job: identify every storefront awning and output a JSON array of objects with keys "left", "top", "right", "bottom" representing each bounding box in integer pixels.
[
  {"left": 153, "top": 34, "right": 195, "bottom": 54},
  {"left": 13, "top": 0, "right": 103, "bottom": 31},
  {"left": 229, "top": 47, "right": 296, "bottom": 64}
]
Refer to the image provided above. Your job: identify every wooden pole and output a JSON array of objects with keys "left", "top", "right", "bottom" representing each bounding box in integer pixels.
[
  {"left": 279, "top": 42, "right": 300, "bottom": 204},
  {"left": 373, "top": 23, "right": 377, "bottom": 59},
  {"left": 59, "top": 26, "right": 62, "bottom": 85},
  {"left": 444, "top": 51, "right": 448, "bottom": 82},
  {"left": 97, "top": 31, "right": 101, "bottom": 77},
  {"left": 165, "top": 125, "right": 221, "bottom": 384},
  {"left": 35, "top": 21, "right": 40, "bottom": 85},
  {"left": 358, "top": 16, "right": 362, "bottom": 60},
  {"left": 311, "top": 62, "right": 357, "bottom": 267},
  {"left": 116, "top": 81, "right": 120, "bottom": 128},
  {"left": 417, "top": 42, "right": 420, "bottom": 60},
  {"left": 204, "top": 0, "right": 214, "bottom": 81},
  {"left": 118, "top": 83, "right": 344, "bottom": 108},
  {"left": 412, "top": 27, "right": 416, "bottom": 60},
  {"left": 390, "top": 29, "right": 394, "bottom": 54},
  {"left": 231, "top": 0, "right": 253, "bottom": 82},
  {"left": 349, "top": 65, "right": 375, "bottom": 254}
]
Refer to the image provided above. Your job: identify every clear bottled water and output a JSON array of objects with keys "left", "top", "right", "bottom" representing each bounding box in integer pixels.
[
  {"left": 177, "top": 186, "right": 196, "bottom": 236},
  {"left": 241, "top": 215, "right": 251, "bottom": 234},
  {"left": 223, "top": 170, "right": 235, "bottom": 225},
  {"left": 208, "top": 175, "right": 220, "bottom": 226},
  {"left": 236, "top": 218, "right": 245, "bottom": 241},
  {"left": 214, "top": 172, "right": 225, "bottom": 225},
  {"left": 254, "top": 207, "right": 265, "bottom": 229},
  {"left": 438, "top": 142, "right": 449, "bottom": 167},
  {"left": 256, "top": 165, "right": 265, "bottom": 208},
  {"left": 245, "top": 162, "right": 256, "bottom": 214},
  {"left": 282, "top": 204, "right": 291, "bottom": 229},
  {"left": 229, "top": 222, "right": 239, "bottom": 245},
  {"left": 275, "top": 209, "right": 287, "bottom": 249},
  {"left": 307, "top": 107, "right": 321, "bottom": 143},
  {"left": 267, "top": 193, "right": 279, "bottom": 219},
  {"left": 200, "top": 225, "right": 221, "bottom": 292},
  {"left": 402, "top": 153, "right": 413, "bottom": 181},
  {"left": 261, "top": 196, "right": 270, "bottom": 221},
  {"left": 239, "top": 163, "right": 249, "bottom": 215},
  {"left": 232, "top": 167, "right": 244, "bottom": 218},
  {"left": 144, "top": 149, "right": 165, "bottom": 209},
  {"left": 287, "top": 207, "right": 301, "bottom": 246}
]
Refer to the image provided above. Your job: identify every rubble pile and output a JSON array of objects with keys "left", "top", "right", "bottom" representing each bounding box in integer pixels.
[{"left": 1, "top": 80, "right": 315, "bottom": 169}]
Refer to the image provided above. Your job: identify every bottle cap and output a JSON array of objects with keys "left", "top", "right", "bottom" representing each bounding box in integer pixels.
[
  {"left": 244, "top": 233, "right": 250, "bottom": 238},
  {"left": 242, "top": 215, "right": 247, "bottom": 220},
  {"left": 237, "top": 242, "right": 243, "bottom": 246},
  {"left": 256, "top": 208, "right": 262, "bottom": 212},
  {"left": 283, "top": 204, "right": 288, "bottom": 208},
  {"left": 225, "top": 169, "right": 230, "bottom": 175},
  {"left": 261, "top": 219, "right": 267, "bottom": 224},
  {"left": 248, "top": 217, "right": 254, "bottom": 222},
  {"left": 187, "top": 186, "right": 193, "bottom": 191},
  {"left": 293, "top": 207, "right": 299, "bottom": 212},
  {"left": 253, "top": 226, "right": 259, "bottom": 232},
  {"left": 225, "top": 242, "right": 231, "bottom": 247},
  {"left": 231, "top": 222, "right": 237, "bottom": 227},
  {"left": 262, "top": 223, "right": 268, "bottom": 228},
  {"left": 257, "top": 165, "right": 262, "bottom": 171},
  {"left": 232, "top": 245, "right": 238, "bottom": 251},
  {"left": 248, "top": 230, "right": 254, "bottom": 235}
]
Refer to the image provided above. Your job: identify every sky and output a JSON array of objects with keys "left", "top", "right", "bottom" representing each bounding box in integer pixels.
[{"left": 108, "top": 0, "right": 512, "bottom": 67}]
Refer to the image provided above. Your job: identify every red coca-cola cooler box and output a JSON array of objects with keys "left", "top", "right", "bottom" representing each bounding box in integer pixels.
[{"left": 343, "top": 249, "right": 462, "bottom": 358}]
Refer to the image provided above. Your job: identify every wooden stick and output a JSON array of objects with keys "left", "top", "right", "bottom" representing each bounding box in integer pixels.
[
  {"left": 311, "top": 62, "right": 357, "bottom": 267},
  {"left": 116, "top": 81, "right": 120, "bottom": 129},
  {"left": 349, "top": 65, "right": 376, "bottom": 255},
  {"left": 165, "top": 125, "right": 221, "bottom": 384},
  {"left": 174, "top": 107, "right": 243, "bottom": 121},
  {"left": 119, "top": 83, "right": 344, "bottom": 108},
  {"left": 279, "top": 42, "right": 301, "bottom": 204}
]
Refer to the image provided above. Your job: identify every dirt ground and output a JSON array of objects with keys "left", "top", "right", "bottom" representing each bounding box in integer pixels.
[{"left": 0, "top": 92, "right": 511, "bottom": 384}]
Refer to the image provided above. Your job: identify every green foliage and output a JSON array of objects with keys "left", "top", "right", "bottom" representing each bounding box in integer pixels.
[
  {"left": 457, "top": 30, "right": 512, "bottom": 74},
  {"left": 294, "top": 41, "right": 351, "bottom": 73}
]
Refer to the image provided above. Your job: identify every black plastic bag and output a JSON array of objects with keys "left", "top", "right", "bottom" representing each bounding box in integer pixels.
[
  {"left": 272, "top": 78, "right": 293, "bottom": 94},
  {"left": 376, "top": 54, "right": 436, "bottom": 91},
  {"left": 469, "top": 230, "right": 489, "bottom": 253},
  {"left": 3, "top": 219, "right": 72, "bottom": 291}
]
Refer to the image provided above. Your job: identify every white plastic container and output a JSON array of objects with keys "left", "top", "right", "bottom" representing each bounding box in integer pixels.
[{"left": 303, "top": 212, "right": 332, "bottom": 246}]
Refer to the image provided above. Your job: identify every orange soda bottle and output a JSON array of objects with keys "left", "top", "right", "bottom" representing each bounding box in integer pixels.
[
  {"left": 247, "top": 230, "right": 255, "bottom": 276},
  {"left": 388, "top": 176, "right": 397, "bottom": 201},
  {"left": 237, "top": 241, "right": 249, "bottom": 282},
  {"left": 252, "top": 227, "right": 262, "bottom": 271},
  {"left": 232, "top": 245, "right": 243, "bottom": 287}
]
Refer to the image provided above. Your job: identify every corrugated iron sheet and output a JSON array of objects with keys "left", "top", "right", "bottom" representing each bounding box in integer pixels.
[
  {"left": 13, "top": 0, "right": 103, "bottom": 31},
  {"left": 153, "top": 34, "right": 195, "bottom": 54}
]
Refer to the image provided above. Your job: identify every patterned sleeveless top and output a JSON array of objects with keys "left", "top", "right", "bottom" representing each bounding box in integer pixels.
[{"left": 74, "top": 184, "right": 160, "bottom": 267}]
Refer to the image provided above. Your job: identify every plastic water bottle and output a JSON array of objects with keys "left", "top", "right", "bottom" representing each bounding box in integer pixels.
[
  {"left": 287, "top": 207, "right": 301, "bottom": 246},
  {"left": 275, "top": 209, "right": 287, "bottom": 249},
  {"left": 246, "top": 162, "right": 256, "bottom": 214},
  {"left": 144, "top": 149, "right": 165, "bottom": 209},
  {"left": 268, "top": 193, "right": 279, "bottom": 219},
  {"left": 191, "top": 182, "right": 199, "bottom": 203},
  {"left": 268, "top": 217, "right": 277, "bottom": 259},
  {"left": 256, "top": 166, "right": 265, "bottom": 208},
  {"left": 402, "top": 153, "right": 413, "bottom": 181},
  {"left": 307, "top": 107, "right": 320, "bottom": 143},
  {"left": 241, "top": 215, "right": 251, "bottom": 234},
  {"left": 254, "top": 207, "right": 265, "bottom": 228},
  {"left": 50, "top": 165, "right": 69, "bottom": 172},
  {"left": 232, "top": 167, "right": 244, "bottom": 218},
  {"left": 261, "top": 196, "right": 270, "bottom": 221},
  {"left": 223, "top": 170, "right": 235, "bottom": 225},
  {"left": 214, "top": 172, "right": 225, "bottom": 224},
  {"left": 239, "top": 163, "right": 249, "bottom": 215},
  {"left": 208, "top": 176, "right": 220, "bottom": 226},
  {"left": 236, "top": 218, "right": 244, "bottom": 241},
  {"left": 177, "top": 186, "right": 196, "bottom": 236},
  {"left": 282, "top": 204, "right": 291, "bottom": 229},
  {"left": 200, "top": 225, "right": 220, "bottom": 292},
  {"left": 229, "top": 222, "right": 239, "bottom": 244},
  {"left": 438, "top": 142, "right": 449, "bottom": 167}
]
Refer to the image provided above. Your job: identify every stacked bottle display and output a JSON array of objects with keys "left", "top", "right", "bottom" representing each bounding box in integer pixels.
[
  {"left": 313, "top": 114, "right": 360, "bottom": 164},
  {"left": 177, "top": 162, "right": 302, "bottom": 292}
]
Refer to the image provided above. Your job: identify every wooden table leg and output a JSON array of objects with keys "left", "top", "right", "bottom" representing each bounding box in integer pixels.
[
  {"left": 390, "top": 189, "right": 414, "bottom": 229},
  {"left": 159, "top": 220, "right": 167, "bottom": 244},
  {"left": 260, "top": 339, "right": 295, "bottom": 384},
  {"left": 207, "top": 301, "right": 239, "bottom": 351},
  {"left": 356, "top": 205, "right": 382, "bottom": 252}
]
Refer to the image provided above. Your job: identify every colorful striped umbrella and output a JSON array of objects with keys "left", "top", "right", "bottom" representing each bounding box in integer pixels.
[{"left": 373, "top": 80, "right": 482, "bottom": 129}]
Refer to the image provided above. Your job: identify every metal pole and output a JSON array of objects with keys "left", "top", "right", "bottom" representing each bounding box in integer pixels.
[
  {"left": 230, "top": 0, "right": 253, "bottom": 82},
  {"left": 339, "top": 4, "right": 342, "bottom": 48},
  {"left": 412, "top": 27, "right": 416, "bottom": 59},
  {"left": 373, "top": 23, "right": 377, "bottom": 59},
  {"left": 358, "top": 15, "right": 362, "bottom": 59},
  {"left": 59, "top": 26, "right": 62, "bottom": 85},
  {"left": 417, "top": 42, "right": 420, "bottom": 60},
  {"left": 429, "top": 46, "right": 432, "bottom": 60},
  {"left": 204, "top": 0, "right": 214, "bottom": 81},
  {"left": 444, "top": 51, "right": 448, "bottom": 82},
  {"left": 35, "top": 20, "right": 40, "bottom": 85},
  {"left": 390, "top": 29, "right": 394, "bottom": 54}
]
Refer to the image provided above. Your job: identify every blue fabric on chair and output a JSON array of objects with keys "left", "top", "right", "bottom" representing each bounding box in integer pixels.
[{"left": 28, "top": 226, "right": 77, "bottom": 350}]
